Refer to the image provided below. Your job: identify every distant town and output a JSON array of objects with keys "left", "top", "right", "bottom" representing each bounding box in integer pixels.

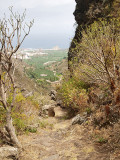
[{"left": 14, "top": 46, "right": 62, "bottom": 60}]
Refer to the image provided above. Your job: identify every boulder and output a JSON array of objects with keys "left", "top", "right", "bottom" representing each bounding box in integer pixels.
[
  {"left": 20, "top": 88, "right": 26, "bottom": 92},
  {"left": 42, "top": 105, "right": 55, "bottom": 117},
  {"left": 25, "top": 92, "right": 33, "bottom": 98},
  {"left": 50, "top": 90, "right": 57, "bottom": 96},
  {"left": 49, "top": 90, "right": 57, "bottom": 101},
  {"left": 56, "top": 100, "right": 63, "bottom": 107},
  {"left": 72, "top": 114, "right": 86, "bottom": 125},
  {"left": 51, "top": 94, "right": 56, "bottom": 101},
  {"left": 0, "top": 146, "right": 18, "bottom": 160}
]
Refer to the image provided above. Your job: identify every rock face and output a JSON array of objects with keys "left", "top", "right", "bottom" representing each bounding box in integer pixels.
[
  {"left": 68, "top": 0, "right": 114, "bottom": 68},
  {"left": 74, "top": 0, "right": 113, "bottom": 25},
  {"left": 0, "top": 146, "right": 18, "bottom": 160}
]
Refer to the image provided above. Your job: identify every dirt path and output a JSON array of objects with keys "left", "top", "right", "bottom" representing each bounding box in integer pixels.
[{"left": 18, "top": 106, "right": 115, "bottom": 160}]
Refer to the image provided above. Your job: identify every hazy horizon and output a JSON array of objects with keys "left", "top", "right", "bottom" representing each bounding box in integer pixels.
[{"left": 0, "top": 0, "right": 76, "bottom": 49}]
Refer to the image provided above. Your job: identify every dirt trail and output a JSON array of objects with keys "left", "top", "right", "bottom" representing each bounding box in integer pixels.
[{"left": 19, "top": 107, "right": 115, "bottom": 160}]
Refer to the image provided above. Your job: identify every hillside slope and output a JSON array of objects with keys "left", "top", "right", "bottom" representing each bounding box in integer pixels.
[{"left": 14, "top": 59, "right": 49, "bottom": 95}]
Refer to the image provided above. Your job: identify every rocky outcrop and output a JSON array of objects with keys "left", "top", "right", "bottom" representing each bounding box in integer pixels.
[
  {"left": 0, "top": 146, "right": 18, "bottom": 160},
  {"left": 68, "top": 0, "right": 114, "bottom": 68},
  {"left": 74, "top": 0, "right": 113, "bottom": 25}
]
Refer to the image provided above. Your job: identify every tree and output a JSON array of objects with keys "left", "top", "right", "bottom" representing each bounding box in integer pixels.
[
  {"left": 77, "top": 20, "right": 120, "bottom": 94},
  {"left": 0, "top": 7, "right": 34, "bottom": 148}
]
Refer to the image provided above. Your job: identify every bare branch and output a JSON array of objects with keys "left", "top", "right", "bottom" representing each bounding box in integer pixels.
[{"left": 0, "top": 7, "right": 33, "bottom": 147}]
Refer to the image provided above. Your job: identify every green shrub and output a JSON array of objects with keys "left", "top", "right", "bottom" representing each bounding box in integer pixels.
[
  {"left": 0, "top": 90, "right": 40, "bottom": 134},
  {"left": 25, "top": 127, "right": 37, "bottom": 133},
  {"left": 97, "top": 136, "right": 107, "bottom": 143},
  {"left": 13, "top": 115, "right": 26, "bottom": 132},
  {"left": 86, "top": 107, "right": 92, "bottom": 114},
  {"left": 15, "top": 92, "right": 25, "bottom": 103},
  {"left": 57, "top": 73, "right": 89, "bottom": 111}
]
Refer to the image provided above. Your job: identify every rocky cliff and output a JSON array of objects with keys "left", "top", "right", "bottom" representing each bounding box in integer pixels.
[{"left": 68, "top": 0, "right": 119, "bottom": 68}]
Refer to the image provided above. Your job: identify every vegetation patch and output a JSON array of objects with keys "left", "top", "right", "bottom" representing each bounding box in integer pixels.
[
  {"left": 24, "top": 50, "right": 67, "bottom": 86},
  {"left": 57, "top": 72, "right": 89, "bottom": 112}
]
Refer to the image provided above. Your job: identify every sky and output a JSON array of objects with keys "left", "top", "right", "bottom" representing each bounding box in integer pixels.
[{"left": 0, "top": 0, "right": 76, "bottom": 49}]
